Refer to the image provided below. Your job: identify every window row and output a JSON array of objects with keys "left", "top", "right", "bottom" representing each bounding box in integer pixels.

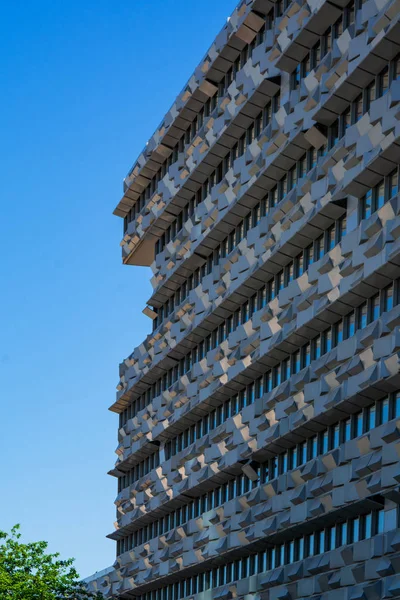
[
  {"left": 123, "top": 8, "right": 279, "bottom": 234},
  {"left": 134, "top": 507, "right": 388, "bottom": 600},
  {"left": 118, "top": 388, "right": 400, "bottom": 555},
  {"left": 123, "top": 151, "right": 400, "bottom": 430},
  {"left": 291, "top": 1, "right": 356, "bottom": 90},
  {"left": 164, "top": 322, "right": 397, "bottom": 461},
  {"left": 152, "top": 144, "right": 340, "bottom": 332},
  {"left": 118, "top": 452, "right": 160, "bottom": 493},
  {"left": 361, "top": 168, "right": 399, "bottom": 220},
  {"left": 291, "top": 0, "right": 396, "bottom": 92},
  {"left": 120, "top": 213, "right": 348, "bottom": 430},
  {"left": 151, "top": 52, "right": 400, "bottom": 329},
  {"left": 296, "top": 51, "right": 399, "bottom": 156},
  {"left": 153, "top": 93, "right": 281, "bottom": 258},
  {"left": 319, "top": 58, "right": 400, "bottom": 151}
]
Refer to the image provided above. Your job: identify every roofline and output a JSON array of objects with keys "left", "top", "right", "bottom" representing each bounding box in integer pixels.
[{"left": 113, "top": 0, "right": 274, "bottom": 217}]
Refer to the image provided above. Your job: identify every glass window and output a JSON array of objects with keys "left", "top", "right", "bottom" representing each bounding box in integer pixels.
[
  {"left": 329, "top": 119, "right": 339, "bottom": 149},
  {"left": 295, "top": 537, "right": 305, "bottom": 560},
  {"left": 388, "top": 169, "right": 398, "bottom": 199},
  {"left": 378, "top": 397, "right": 389, "bottom": 425},
  {"left": 278, "top": 543, "right": 285, "bottom": 566},
  {"left": 255, "top": 111, "right": 263, "bottom": 137},
  {"left": 263, "top": 102, "right": 271, "bottom": 128},
  {"left": 239, "top": 133, "right": 246, "bottom": 155},
  {"left": 279, "top": 452, "right": 288, "bottom": 474},
  {"left": 365, "top": 80, "right": 376, "bottom": 112},
  {"left": 269, "top": 456, "right": 277, "bottom": 480},
  {"left": 301, "top": 54, "right": 311, "bottom": 79},
  {"left": 302, "top": 342, "right": 311, "bottom": 368},
  {"left": 289, "top": 446, "right": 297, "bottom": 470},
  {"left": 265, "top": 370, "right": 272, "bottom": 393},
  {"left": 333, "top": 320, "right": 343, "bottom": 345},
  {"left": 288, "top": 540, "right": 295, "bottom": 564},
  {"left": 276, "top": 271, "right": 283, "bottom": 292},
  {"left": 269, "top": 186, "right": 277, "bottom": 209},
  {"left": 341, "top": 106, "right": 351, "bottom": 137},
  {"left": 317, "top": 529, "right": 325, "bottom": 553},
  {"left": 312, "top": 335, "right": 321, "bottom": 360},
  {"left": 304, "top": 244, "right": 313, "bottom": 269},
  {"left": 326, "top": 224, "right": 336, "bottom": 252},
  {"left": 352, "top": 517, "right": 360, "bottom": 543},
  {"left": 320, "top": 430, "right": 329, "bottom": 454},
  {"left": 369, "top": 294, "right": 380, "bottom": 322},
  {"left": 328, "top": 525, "right": 336, "bottom": 550},
  {"left": 365, "top": 404, "right": 376, "bottom": 431},
  {"left": 274, "top": 364, "right": 282, "bottom": 387},
  {"left": 378, "top": 66, "right": 389, "bottom": 97},
  {"left": 308, "top": 435, "right": 318, "bottom": 459},
  {"left": 345, "top": 0, "right": 355, "bottom": 26},
  {"left": 333, "top": 15, "right": 343, "bottom": 39},
  {"left": 298, "top": 154, "right": 307, "bottom": 178},
  {"left": 247, "top": 122, "right": 255, "bottom": 145},
  {"left": 383, "top": 284, "right": 394, "bottom": 312},
  {"left": 282, "top": 357, "right": 290, "bottom": 382},
  {"left": 331, "top": 424, "right": 340, "bottom": 449},
  {"left": 285, "top": 261, "right": 294, "bottom": 285},
  {"left": 322, "top": 28, "right": 332, "bottom": 56},
  {"left": 375, "top": 180, "right": 385, "bottom": 210},
  {"left": 265, "top": 10, "right": 273, "bottom": 30},
  {"left": 392, "top": 392, "right": 400, "bottom": 419},
  {"left": 357, "top": 302, "right": 367, "bottom": 330},
  {"left": 308, "top": 147, "right": 318, "bottom": 171},
  {"left": 291, "top": 64, "right": 301, "bottom": 90},
  {"left": 363, "top": 513, "right": 372, "bottom": 539},
  {"left": 314, "top": 235, "right": 323, "bottom": 261},
  {"left": 392, "top": 54, "right": 400, "bottom": 81},
  {"left": 376, "top": 509, "right": 385, "bottom": 534},
  {"left": 293, "top": 350, "right": 301, "bottom": 374},
  {"left": 342, "top": 417, "right": 351, "bottom": 442},
  {"left": 346, "top": 311, "right": 355, "bottom": 338},
  {"left": 323, "top": 328, "right": 332, "bottom": 353},
  {"left": 296, "top": 253, "right": 304, "bottom": 277},
  {"left": 311, "top": 41, "right": 321, "bottom": 69},
  {"left": 307, "top": 532, "right": 315, "bottom": 556},
  {"left": 298, "top": 441, "right": 307, "bottom": 466},
  {"left": 353, "top": 411, "right": 363, "bottom": 438},
  {"left": 362, "top": 188, "right": 372, "bottom": 220}
]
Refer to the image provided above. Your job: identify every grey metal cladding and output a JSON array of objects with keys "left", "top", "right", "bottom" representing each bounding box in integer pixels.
[{"left": 86, "top": 0, "right": 400, "bottom": 598}]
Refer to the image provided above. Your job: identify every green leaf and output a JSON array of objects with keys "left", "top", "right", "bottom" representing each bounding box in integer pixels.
[{"left": 0, "top": 525, "right": 105, "bottom": 600}]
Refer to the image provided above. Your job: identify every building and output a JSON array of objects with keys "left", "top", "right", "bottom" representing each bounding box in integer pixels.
[{"left": 87, "top": 0, "right": 400, "bottom": 598}]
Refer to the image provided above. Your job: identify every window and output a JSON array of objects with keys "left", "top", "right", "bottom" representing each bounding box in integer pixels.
[
  {"left": 365, "top": 79, "right": 376, "bottom": 112},
  {"left": 360, "top": 168, "right": 399, "bottom": 222},
  {"left": 353, "top": 94, "right": 363, "bottom": 122},
  {"left": 369, "top": 294, "right": 380, "bottom": 323},
  {"left": 383, "top": 283, "right": 394, "bottom": 312},
  {"left": 378, "top": 66, "right": 389, "bottom": 97},
  {"left": 328, "top": 118, "right": 339, "bottom": 149},
  {"left": 291, "top": 64, "right": 301, "bottom": 90},
  {"left": 345, "top": 0, "right": 355, "bottom": 26},
  {"left": 388, "top": 169, "right": 398, "bottom": 199},
  {"left": 345, "top": 311, "right": 355, "bottom": 338},
  {"left": 341, "top": 105, "right": 351, "bottom": 136}
]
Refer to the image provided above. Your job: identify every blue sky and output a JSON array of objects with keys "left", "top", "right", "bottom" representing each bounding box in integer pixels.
[{"left": 0, "top": 0, "right": 236, "bottom": 578}]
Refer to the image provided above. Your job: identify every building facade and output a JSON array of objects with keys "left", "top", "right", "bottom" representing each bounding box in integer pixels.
[{"left": 88, "top": 0, "right": 400, "bottom": 598}]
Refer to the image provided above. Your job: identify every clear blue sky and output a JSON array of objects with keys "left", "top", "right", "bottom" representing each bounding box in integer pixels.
[{"left": 0, "top": 0, "right": 236, "bottom": 579}]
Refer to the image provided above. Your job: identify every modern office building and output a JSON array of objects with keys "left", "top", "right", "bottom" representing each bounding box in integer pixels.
[{"left": 87, "top": 0, "right": 400, "bottom": 598}]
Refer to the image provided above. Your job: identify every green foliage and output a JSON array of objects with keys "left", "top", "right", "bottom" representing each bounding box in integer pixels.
[{"left": 0, "top": 525, "right": 104, "bottom": 600}]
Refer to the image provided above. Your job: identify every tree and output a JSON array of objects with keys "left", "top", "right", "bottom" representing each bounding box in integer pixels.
[{"left": 0, "top": 525, "right": 104, "bottom": 600}]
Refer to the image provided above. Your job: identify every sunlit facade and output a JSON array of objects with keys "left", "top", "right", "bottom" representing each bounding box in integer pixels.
[{"left": 87, "top": 0, "right": 400, "bottom": 597}]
